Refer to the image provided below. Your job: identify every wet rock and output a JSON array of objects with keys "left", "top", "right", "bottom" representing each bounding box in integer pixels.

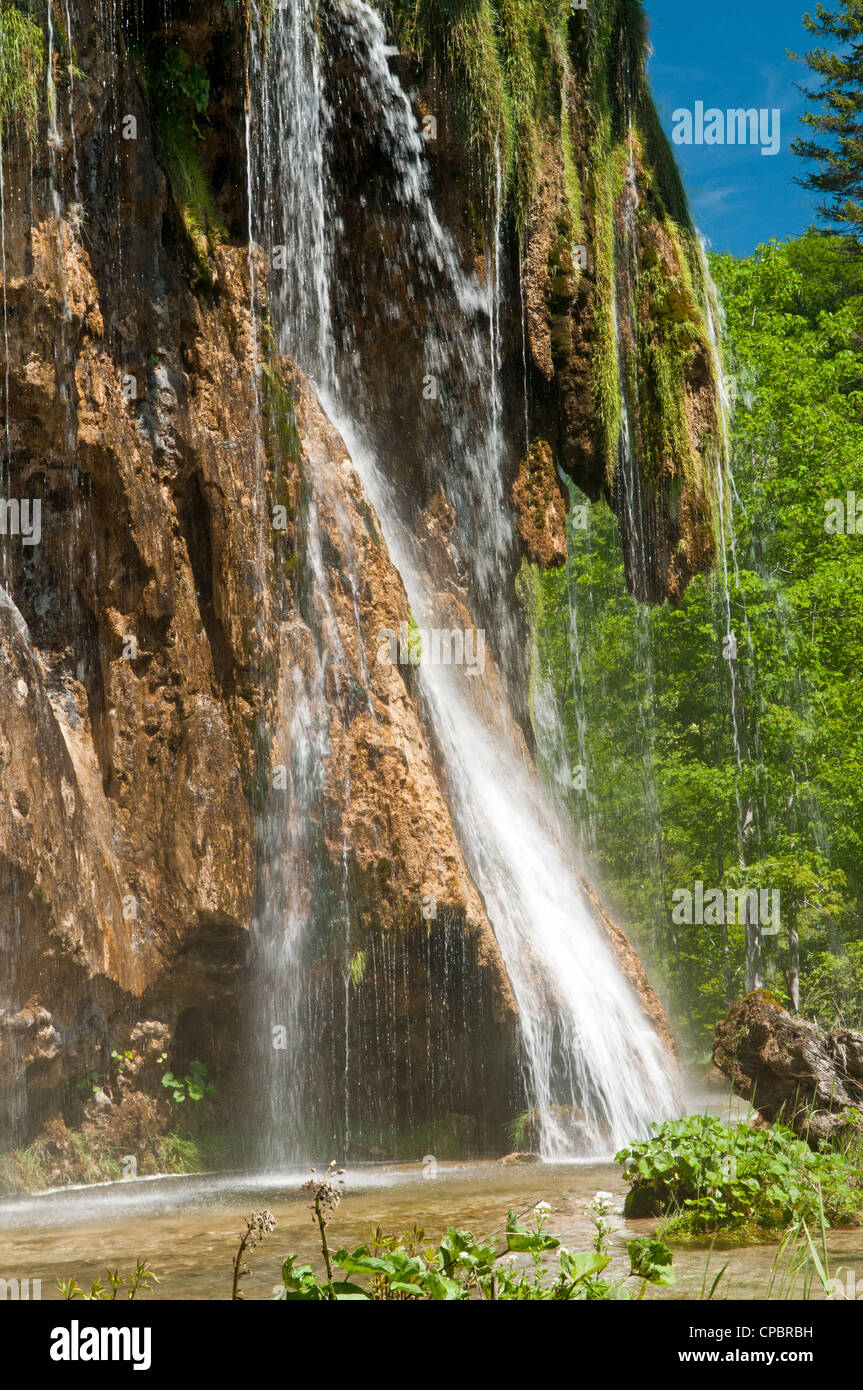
[
  {"left": 512, "top": 441, "right": 568, "bottom": 568},
  {"left": 713, "top": 992, "right": 863, "bottom": 1147},
  {"left": 0, "top": 0, "right": 681, "bottom": 1165}
]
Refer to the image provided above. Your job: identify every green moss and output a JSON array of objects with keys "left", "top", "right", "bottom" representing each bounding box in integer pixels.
[
  {"left": 559, "top": 78, "right": 584, "bottom": 250},
  {"left": 590, "top": 140, "right": 626, "bottom": 482},
  {"left": 385, "top": 0, "right": 719, "bottom": 518},
  {"left": 152, "top": 112, "right": 226, "bottom": 286},
  {"left": 389, "top": 0, "right": 577, "bottom": 226},
  {"left": 0, "top": 2, "right": 44, "bottom": 147},
  {"left": 393, "top": 0, "right": 507, "bottom": 167},
  {"left": 132, "top": 42, "right": 226, "bottom": 288}
]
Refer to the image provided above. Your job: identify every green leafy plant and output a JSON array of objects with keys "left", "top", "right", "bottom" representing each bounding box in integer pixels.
[
  {"left": 616, "top": 1114, "right": 863, "bottom": 1239},
  {"left": 74, "top": 1070, "right": 104, "bottom": 1098},
  {"left": 159, "top": 47, "right": 210, "bottom": 131},
  {"left": 273, "top": 1181, "right": 674, "bottom": 1301},
  {"left": 160, "top": 1060, "right": 217, "bottom": 1106},
  {"left": 57, "top": 1260, "right": 158, "bottom": 1301}
]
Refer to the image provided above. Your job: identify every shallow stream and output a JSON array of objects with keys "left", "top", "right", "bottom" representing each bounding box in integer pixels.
[{"left": 3, "top": 1156, "right": 862, "bottom": 1301}]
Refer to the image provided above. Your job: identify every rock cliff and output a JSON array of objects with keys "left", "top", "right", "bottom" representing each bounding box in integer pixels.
[{"left": 0, "top": 0, "right": 706, "bottom": 1174}]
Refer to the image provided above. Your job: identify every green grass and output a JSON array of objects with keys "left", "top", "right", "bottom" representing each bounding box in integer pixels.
[
  {"left": 0, "top": 1122, "right": 241, "bottom": 1194},
  {"left": 0, "top": 1, "right": 44, "bottom": 146},
  {"left": 0, "top": 1126, "right": 123, "bottom": 1192},
  {"left": 389, "top": 0, "right": 578, "bottom": 225}
]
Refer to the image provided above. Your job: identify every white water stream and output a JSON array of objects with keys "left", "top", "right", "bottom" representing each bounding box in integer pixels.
[{"left": 251, "top": 0, "right": 681, "bottom": 1159}]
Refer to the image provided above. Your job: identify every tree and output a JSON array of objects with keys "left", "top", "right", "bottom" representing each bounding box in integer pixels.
[
  {"left": 528, "top": 231, "right": 863, "bottom": 1057},
  {"left": 791, "top": 0, "right": 863, "bottom": 241}
]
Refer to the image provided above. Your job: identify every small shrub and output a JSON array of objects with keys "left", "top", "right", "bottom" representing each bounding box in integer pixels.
[
  {"left": 58, "top": 1260, "right": 158, "bottom": 1301},
  {"left": 160, "top": 1059, "right": 218, "bottom": 1106},
  {"left": 616, "top": 1114, "right": 863, "bottom": 1238}
]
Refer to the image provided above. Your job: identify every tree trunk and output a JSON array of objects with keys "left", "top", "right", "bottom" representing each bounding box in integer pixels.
[
  {"left": 744, "top": 897, "right": 762, "bottom": 993},
  {"left": 788, "top": 926, "right": 800, "bottom": 1014}
]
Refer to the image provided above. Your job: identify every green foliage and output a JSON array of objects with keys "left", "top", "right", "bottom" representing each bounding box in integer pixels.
[
  {"left": 616, "top": 1114, "right": 863, "bottom": 1237},
  {"left": 58, "top": 1260, "right": 158, "bottom": 1302},
  {"left": 160, "top": 1060, "right": 217, "bottom": 1106},
  {"left": 152, "top": 1132, "right": 203, "bottom": 1172},
  {"left": 581, "top": 7, "right": 709, "bottom": 488},
  {"left": 0, "top": 1137, "right": 53, "bottom": 1192},
  {"left": 159, "top": 46, "right": 211, "bottom": 131},
  {"left": 389, "top": 0, "right": 540, "bottom": 214},
  {"left": 275, "top": 1199, "right": 674, "bottom": 1300},
  {"left": 527, "top": 229, "right": 863, "bottom": 1053},
  {"left": 387, "top": 0, "right": 644, "bottom": 227},
  {"left": 791, "top": 0, "right": 863, "bottom": 241},
  {"left": 802, "top": 943, "right": 863, "bottom": 1026},
  {"left": 136, "top": 43, "right": 225, "bottom": 286},
  {"left": 385, "top": 0, "right": 712, "bottom": 497},
  {"left": 0, "top": 1120, "right": 221, "bottom": 1192},
  {"left": 154, "top": 115, "right": 225, "bottom": 286},
  {"left": 75, "top": 1070, "right": 103, "bottom": 1098},
  {"left": 0, "top": 1, "right": 44, "bottom": 146},
  {"left": 406, "top": 608, "right": 422, "bottom": 666},
  {"left": 590, "top": 140, "right": 625, "bottom": 477}
]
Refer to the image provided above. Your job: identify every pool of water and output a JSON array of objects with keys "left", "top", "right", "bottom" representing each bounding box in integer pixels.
[{"left": 2, "top": 1156, "right": 862, "bottom": 1300}]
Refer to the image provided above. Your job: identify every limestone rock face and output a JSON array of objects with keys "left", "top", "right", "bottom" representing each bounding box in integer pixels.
[
  {"left": 0, "top": 0, "right": 678, "bottom": 1164},
  {"left": 0, "top": 104, "right": 262, "bottom": 1136},
  {"left": 512, "top": 441, "right": 568, "bottom": 569}
]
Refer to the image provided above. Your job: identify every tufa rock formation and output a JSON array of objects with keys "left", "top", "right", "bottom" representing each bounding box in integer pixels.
[
  {"left": 0, "top": 0, "right": 702, "bottom": 1174},
  {"left": 713, "top": 992, "right": 863, "bottom": 1148}
]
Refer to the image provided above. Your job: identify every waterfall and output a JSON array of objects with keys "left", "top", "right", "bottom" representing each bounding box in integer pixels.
[
  {"left": 250, "top": 0, "right": 680, "bottom": 1161},
  {"left": 607, "top": 137, "right": 666, "bottom": 948},
  {"left": 328, "top": 402, "right": 680, "bottom": 1157}
]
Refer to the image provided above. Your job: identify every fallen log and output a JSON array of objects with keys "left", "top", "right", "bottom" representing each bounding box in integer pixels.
[{"left": 713, "top": 991, "right": 863, "bottom": 1148}]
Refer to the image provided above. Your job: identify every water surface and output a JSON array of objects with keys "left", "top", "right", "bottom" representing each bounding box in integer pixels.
[{"left": 3, "top": 1158, "right": 861, "bottom": 1300}]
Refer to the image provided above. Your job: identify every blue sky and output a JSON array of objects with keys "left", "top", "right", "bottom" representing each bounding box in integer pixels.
[{"left": 645, "top": 0, "right": 818, "bottom": 255}]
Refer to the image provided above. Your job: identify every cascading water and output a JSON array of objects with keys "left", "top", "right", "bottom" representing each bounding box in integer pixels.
[
  {"left": 605, "top": 132, "right": 669, "bottom": 955},
  {"left": 249, "top": 0, "right": 680, "bottom": 1161},
  {"left": 329, "top": 406, "right": 681, "bottom": 1157}
]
